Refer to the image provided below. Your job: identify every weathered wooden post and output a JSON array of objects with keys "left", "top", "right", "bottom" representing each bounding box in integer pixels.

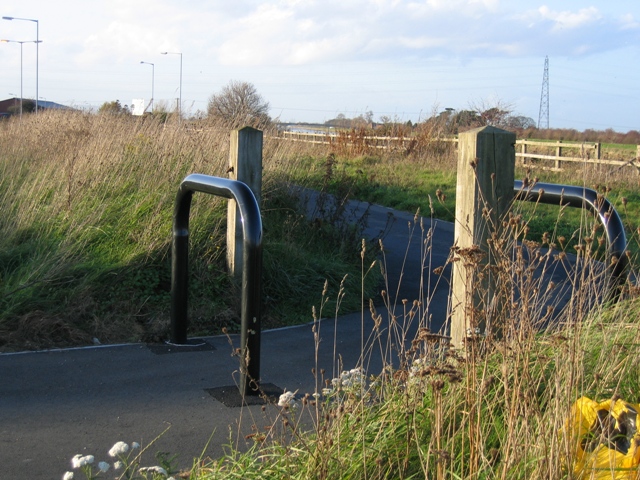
[
  {"left": 555, "top": 141, "right": 562, "bottom": 170},
  {"left": 227, "top": 127, "right": 263, "bottom": 281},
  {"left": 450, "top": 126, "right": 516, "bottom": 350}
]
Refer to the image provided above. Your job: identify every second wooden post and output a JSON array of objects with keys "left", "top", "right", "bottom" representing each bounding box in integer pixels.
[{"left": 450, "top": 126, "right": 516, "bottom": 350}]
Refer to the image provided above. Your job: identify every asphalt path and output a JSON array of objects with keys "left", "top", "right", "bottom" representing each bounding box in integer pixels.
[{"left": 0, "top": 193, "right": 576, "bottom": 479}]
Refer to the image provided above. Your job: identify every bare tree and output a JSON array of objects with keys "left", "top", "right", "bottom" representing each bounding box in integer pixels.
[
  {"left": 207, "top": 80, "right": 271, "bottom": 128},
  {"left": 468, "top": 98, "right": 514, "bottom": 129}
]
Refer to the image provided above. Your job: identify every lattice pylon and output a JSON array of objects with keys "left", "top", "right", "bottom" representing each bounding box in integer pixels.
[{"left": 538, "top": 56, "right": 549, "bottom": 130}]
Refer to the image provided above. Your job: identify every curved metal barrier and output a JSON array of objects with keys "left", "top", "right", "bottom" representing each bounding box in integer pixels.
[
  {"left": 513, "top": 180, "right": 628, "bottom": 301},
  {"left": 171, "top": 174, "right": 263, "bottom": 396}
]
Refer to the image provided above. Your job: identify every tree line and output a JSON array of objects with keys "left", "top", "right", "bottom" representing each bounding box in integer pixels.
[{"left": 96, "top": 82, "right": 639, "bottom": 146}]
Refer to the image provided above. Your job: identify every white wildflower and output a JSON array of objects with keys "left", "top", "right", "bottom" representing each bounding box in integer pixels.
[
  {"left": 322, "top": 387, "right": 333, "bottom": 396},
  {"left": 71, "top": 455, "right": 82, "bottom": 469},
  {"left": 277, "top": 390, "right": 297, "bottom": 408},
  {"left": 109, "top": 441, "right": 129, "bottom": 457},
  {"left": 97, "top": 461, "right": 110, "bottom": 473},
  {"left": 71, "top": 454, "right": 94, "bottom": 469},
  {"left": 139, "top": 465, "right": 168, "bottom": 476},
  {"left": 332, "top": 368, "right": 365, "bottom": 391},
  {"left": 63, "top": 472, "right": 74, "bottom": 480},
  {"left": 114, "top": 461, "right": 124, "bottom": 470},
  {"left": 131, "top": 441, "right": 141, "bottom": 449}
]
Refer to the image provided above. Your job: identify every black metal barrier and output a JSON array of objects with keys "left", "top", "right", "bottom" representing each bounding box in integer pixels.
[
  {"left": 171, "top": 174, "right": 263, "bottom": 396},
  {"left": 514, "top": 180, "right": 628, "bottom": 301}
]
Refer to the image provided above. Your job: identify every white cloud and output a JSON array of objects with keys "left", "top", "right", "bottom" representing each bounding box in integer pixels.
[
  {"left": 537, "top": 5, "right": 602, "bottom": 30},
  {"left": 619, "top": 13, "right": 640, "bottom": 30},
  {"left": 5, "top": 0, "right": 638, "bottom": 73}
]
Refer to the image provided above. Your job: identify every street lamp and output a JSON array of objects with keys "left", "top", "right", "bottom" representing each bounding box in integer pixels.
[
  {"left": 160, "top": 51, "right": 182, "bottom": 120},
  {"left": 3, "top": 17, "right": 39, "bottom": 114},
  {"left": 140, "top": 61, "right": 154, "bottom": 112},
  {"left": 1, "top": 39, "right": 41, "bottom": 119}
]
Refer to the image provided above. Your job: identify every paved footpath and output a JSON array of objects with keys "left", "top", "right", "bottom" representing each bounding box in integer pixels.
[{"left": 0, "top": 197, "right": 570, "bottom": 479}]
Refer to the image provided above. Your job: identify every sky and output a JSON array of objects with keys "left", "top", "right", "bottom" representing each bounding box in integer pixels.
[{"left": 0, "top": 0, "right": 638, "bottom": 131}]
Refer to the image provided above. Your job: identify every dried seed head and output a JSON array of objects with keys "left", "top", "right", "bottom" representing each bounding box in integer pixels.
[{"left": 432, "top": 379, "right": 445, "bottom": 391}]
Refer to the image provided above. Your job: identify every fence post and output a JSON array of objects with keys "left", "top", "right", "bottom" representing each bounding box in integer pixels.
[
  {"left": 555, "top": 141, "right": 562, "bottom": 170},
  {"left": 227, "top": 127, "right": 263, "bottom": 281},
  {"left": 450, "top": 126, "right": 516, "bottom": 350},
  {"left": 595, "top": 142, "right": 602, "bottom": 160}
]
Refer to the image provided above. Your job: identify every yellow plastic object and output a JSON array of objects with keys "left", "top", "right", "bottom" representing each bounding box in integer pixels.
[{"left": 567, "top": 397, "right": 640, "bottom": 479}]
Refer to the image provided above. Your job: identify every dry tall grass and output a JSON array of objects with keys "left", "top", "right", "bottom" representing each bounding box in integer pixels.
[
  {"left": 0, "top": 111, "right": 354, "bottom": 350},
  {"left": 185, "top": 174, "right": 640, "bottom": 480}
]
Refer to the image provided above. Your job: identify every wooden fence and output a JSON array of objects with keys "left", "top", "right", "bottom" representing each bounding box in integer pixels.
[
  {"left": 278, "top": 130, "right": 416, "bottom": 149},
  {"left": 278, "top": 131, "right": 640, "bottom": 172}
]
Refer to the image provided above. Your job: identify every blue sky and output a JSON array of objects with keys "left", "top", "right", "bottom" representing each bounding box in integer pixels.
[{"left": 0, "top": 0, "right": 638, "bottom": 131}]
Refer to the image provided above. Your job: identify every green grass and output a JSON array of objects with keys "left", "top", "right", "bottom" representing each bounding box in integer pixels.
[{"left": 0, "top": 112, "right": 379, "bottom": 351}]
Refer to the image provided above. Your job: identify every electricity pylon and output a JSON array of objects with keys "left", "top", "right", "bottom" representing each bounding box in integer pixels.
[{"left": 538, "top": 56, "right": 549, "bottom": 130}]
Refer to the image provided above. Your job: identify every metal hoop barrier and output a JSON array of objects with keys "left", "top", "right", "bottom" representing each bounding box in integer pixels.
[
  {"left": 514, "top": 180, "right": 628, "bottom": 302},
  {"left": 171, "top": 174, "right": 263, "bottom": 396}
]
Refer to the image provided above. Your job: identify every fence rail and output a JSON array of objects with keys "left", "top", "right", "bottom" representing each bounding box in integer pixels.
[
  {"left": 278, "top": 130, "right": 416, "bottom": 149},
  {"left": 278, "top": 131, "right": 640, "bottom": 171}
]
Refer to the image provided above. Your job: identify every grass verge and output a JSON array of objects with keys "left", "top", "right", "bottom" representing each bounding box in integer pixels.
[{"left": 0, "top": 112, "right": 378, "bottom": 351}]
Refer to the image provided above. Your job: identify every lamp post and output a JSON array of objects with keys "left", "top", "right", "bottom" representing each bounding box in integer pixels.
[
  {"left": 2, "top": 17, "right": 39, "bottom": 114},
  {"left": 160, "top": 51, "right": 182, "bottom": 120},
  {"left": 1, "top": 39, "right": 41, "bottom": 119},
  {"left": 140, "top": 61, "right": 154, "bottom": 113}
]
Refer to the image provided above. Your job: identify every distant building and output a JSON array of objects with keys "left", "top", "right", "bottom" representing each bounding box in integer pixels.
[{"left": 0, "top": 97, "right": 72, "bottom": 117}]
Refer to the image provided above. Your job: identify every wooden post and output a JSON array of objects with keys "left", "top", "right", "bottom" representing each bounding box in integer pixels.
[
  {"left": 555, "top": 141, "right": 562, "bottom": 170},
  {"left": 595, "top": 142, "right": 602, "bottom": 160},
  {"left": 450, "top": 126, "right": 516, "bottom": 350},
  {"left": 227, "top": 127, "right": 263, "bottom": 281}
]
